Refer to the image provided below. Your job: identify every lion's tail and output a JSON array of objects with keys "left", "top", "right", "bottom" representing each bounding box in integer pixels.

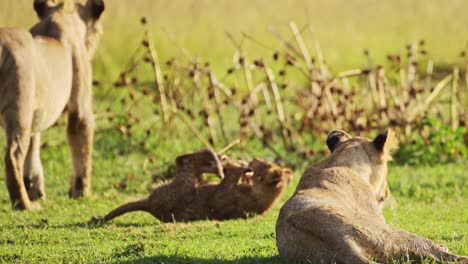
[{"left": 100, "top": 198, "right": 150, "bottom": 222}]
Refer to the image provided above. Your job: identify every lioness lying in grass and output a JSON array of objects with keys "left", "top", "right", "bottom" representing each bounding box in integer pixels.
[
  {"left": 92, "top": 149, "right": 292, "bottom": 223},
  {"left": 276, "top": 130, "right": 467, "bottom": 264}
]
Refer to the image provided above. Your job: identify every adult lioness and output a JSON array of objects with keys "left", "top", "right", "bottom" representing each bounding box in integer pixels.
[
  {"left": 276, "top": 130, "right": 467, "bottom": 263},
  {"left": 0, "top": 0, "right": 105, "bottom": 210}
]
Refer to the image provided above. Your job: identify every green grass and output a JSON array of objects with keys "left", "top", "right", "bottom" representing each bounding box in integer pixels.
[
  {"left": 0, "top": 140, "right": 466, "bottom": 263},
  {"left": 0, "top": 1, "right": 467, "bottom": 263}
]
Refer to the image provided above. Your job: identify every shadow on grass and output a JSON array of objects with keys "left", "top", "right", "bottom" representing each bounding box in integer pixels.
[
  {"left": 7, "top": 221, "right": 160, "bottom": 230},
  {"left": 117, "top": 255, "right": 291, "bottom": 264}
]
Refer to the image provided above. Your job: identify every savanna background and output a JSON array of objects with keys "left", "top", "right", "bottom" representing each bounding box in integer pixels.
[{"left": 0, "top": 0, "right": 467, "bottom": 263}]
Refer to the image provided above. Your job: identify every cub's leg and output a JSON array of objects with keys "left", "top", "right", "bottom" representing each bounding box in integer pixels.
[
  {"left": 67, "top": 109, "right": 94, "bottom": 198},
  {"left": 4, "top": 120, "right": 34, "bottom": 210},
  {"left": 23, "top": 133, "right": 45, "bottom": 200},
  {"left": 173, "top": 149, "right": 224, "bottom": 184}
]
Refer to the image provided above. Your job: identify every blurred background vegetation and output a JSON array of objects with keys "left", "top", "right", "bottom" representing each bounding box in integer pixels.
[
  {"left": 2, "top": 0, "right": 468, "bottom": 76},
  {"left": 0, "top": 0, "right": 467, "bottom": 165}
]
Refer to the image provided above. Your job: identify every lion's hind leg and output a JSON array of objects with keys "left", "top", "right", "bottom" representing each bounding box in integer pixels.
[
  {"left": 67, "top": 110, "right": 94, "bottom": 198},
  {"left": 285, "top": 206, "right": 372, "bottom": 264},
  {"left": 4, "top": 119, "right": 34, "bottom": 210},
  {"left": 24, "top": 133, "right": 45, "bottom": 201},
  {"left": 287, "top": 206, "right": 465, "bottom": 263}
]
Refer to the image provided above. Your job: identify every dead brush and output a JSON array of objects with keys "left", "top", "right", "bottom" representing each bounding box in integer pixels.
[{"left": 95, "top": 18, "right": 467, "bottom": 167}]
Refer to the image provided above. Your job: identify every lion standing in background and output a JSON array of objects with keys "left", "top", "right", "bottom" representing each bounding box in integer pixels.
[
  {"left": 276, "top": 130, "right": 467, "bottom": 263},
  {"left": 0, "top": 0, "right": 105, "bottom": 210}
]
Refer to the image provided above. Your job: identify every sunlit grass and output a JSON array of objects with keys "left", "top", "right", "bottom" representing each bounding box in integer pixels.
[{"left": 0, "top": 1, "right": 467, "bottom": 263}]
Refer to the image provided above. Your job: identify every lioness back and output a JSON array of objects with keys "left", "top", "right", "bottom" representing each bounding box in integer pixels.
[
  {"left": 0, "top": 27, "right": 72, "bottom": 132},
  {"left": 0, "top": 27, "right": 34, "bottom": 77}
]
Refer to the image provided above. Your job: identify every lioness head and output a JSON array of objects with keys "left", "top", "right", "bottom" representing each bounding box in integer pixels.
[
  {"left": 248, "top": 159, "right": 293, "bottom": 192},
  {"left": 326, "top": 129, "right": 398, "bottom": 205},
  {"left": 32, "top": 0, "right": 105, "bottom": 56}
]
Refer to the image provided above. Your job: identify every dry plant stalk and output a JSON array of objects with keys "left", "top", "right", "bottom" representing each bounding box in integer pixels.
[
  {"left": 208, "top": 72, "right": 228, "bottom": 142},
  {"left": 407, "top": 74, "right": 453, "bottom": 122},
  {"left": 144, "top": 30, "right": 169, "bottom": 124},
  {"left": 217, "top": 139, "right": 240, "bottom": 155},
  {"left": 193, "top": 70, "right": 218, "bottom": 145},
  {"left": 465, "top": 60, "right": 468, "bottom": 126},
  {"left": 176, "top": 112, "right": 213, "bottom": 150},
  {"left": 268, "top": 26, "right": 302, "bottom": 58},
  {"left": 424, "top": 60, "right": 434, "bottom": 95},
  {"left": 289, "top": 21, "right": 314, "bottom": 71},
  {"left": 264, "top": 63, "right": 292, "bottom": 149},
  {"left": 451, "top": 67, "right": 459, "bottom": 130},
  {"left": 101, "top": 20, "right": 465, "bottom": 158},
  {"left": 309, "top": 25, "right": 328, "bottom": 81}
]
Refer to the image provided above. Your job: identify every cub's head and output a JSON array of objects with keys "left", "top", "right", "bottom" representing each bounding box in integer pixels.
[
  {"left": 325, "top": 129, "right": 398, "bottom": 205},
  {"left": 32, "top": 0, "right": 105, "bottom": 56},
  {"left": 248, "top": 159, "right": 293, "bottom": 193}
]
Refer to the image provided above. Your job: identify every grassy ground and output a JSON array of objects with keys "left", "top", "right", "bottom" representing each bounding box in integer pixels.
[
  {"left": 0, "top": 136, "right": 467, "bottom": 263},
  {"left": 0, "top": 1, "right": 467, "bottom": 263}
]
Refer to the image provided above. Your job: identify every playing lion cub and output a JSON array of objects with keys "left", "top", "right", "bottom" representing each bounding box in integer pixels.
[
  {"left": 276, "top": 130, "right": 467, "bottom": 263},
  {"left": 0, "top": 0, "right": 105, "bottom": 210},
  {"left": 92, "top": 149, "right": 292, "bottom": 223}
]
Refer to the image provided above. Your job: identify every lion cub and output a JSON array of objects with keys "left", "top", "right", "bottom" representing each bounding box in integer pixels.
[
  {"left": 276, "top": 130, "right": 467, "bottom": 264},
  {"left": 92, "top": 149, "right": 292, "bottom": 223}
]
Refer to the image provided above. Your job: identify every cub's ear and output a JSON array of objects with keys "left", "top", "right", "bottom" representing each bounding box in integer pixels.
[
  {"left": 373, "top": 130, "right": 399, "bottom": 157},
  {"left": 326, "top": 130, "right": 351, "bottom": 152},
  {"left": 282, "top": 168, "right": 293, "bottom": 177},
  {"left": 86, "top": 0, "right": 105, "bottom": 19}
]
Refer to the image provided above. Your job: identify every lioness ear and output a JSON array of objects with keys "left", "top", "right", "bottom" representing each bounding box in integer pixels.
[
  {"left": 373, "top": 130, "right": 399, "bottom": 155},
  {"left": 326, "top": 130, "right": 351, "bottom": 152},
  {"left": 33, "top": 0, "right": 55, "bottom": 19},
  {"left": 86, "top": 0, "right": 105, "bottom": 19}
]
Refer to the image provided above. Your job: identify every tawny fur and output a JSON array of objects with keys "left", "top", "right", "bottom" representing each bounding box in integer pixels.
[
  {"left": 92, "top": 149, "right": 292, "bottom": 223},
  {"left": 276, "top": 130, "right": 468, "bottom": 264},
  {"left": 0, "top": 0, "right": 105, "bottom": 210}
]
